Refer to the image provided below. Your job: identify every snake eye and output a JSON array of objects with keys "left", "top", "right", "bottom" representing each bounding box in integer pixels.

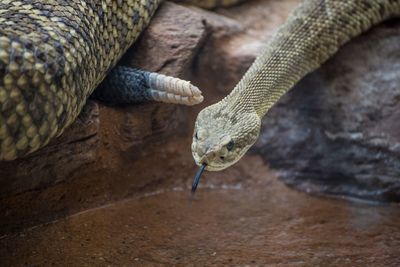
[
  {"left": 226, "top": 140, "right": 234, "bottom": 151},
  {"left": 195, "top": 132, "right": 198, "bottom": 140}
]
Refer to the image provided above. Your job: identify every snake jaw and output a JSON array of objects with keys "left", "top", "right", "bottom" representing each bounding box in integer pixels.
[
  {"left": 192, "top": 138, "right": 253, "bottom": 171},
  {"left": 192, "top": 106, "right": 261, "bottom": 171}
]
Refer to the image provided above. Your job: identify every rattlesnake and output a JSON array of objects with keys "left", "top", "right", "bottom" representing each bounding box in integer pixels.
[
  {"left": 1, "top": 0, "right": 399, "bottom": 177},
  {"left": 0, "top": 0, "right": 245, "bottom": 161},
  {"left": 191, "top": 0, "right": 400, "bottom": 187}
]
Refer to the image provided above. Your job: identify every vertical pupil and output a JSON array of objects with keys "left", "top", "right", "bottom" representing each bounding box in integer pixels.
[{"left": 227, "top": 140, "right": 234, "bottom": 151}]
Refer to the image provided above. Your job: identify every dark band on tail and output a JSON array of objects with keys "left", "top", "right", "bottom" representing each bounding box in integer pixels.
[{"left": 93, "top": 66, "right": 203, "bottom": 106}]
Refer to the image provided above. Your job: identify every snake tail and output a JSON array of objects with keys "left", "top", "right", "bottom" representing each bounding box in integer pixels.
[{"left": 94, "top": 67, "right": 203, "bottom": 106}]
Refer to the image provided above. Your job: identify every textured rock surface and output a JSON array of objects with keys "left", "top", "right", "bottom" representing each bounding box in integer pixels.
[
  {"left": 0, "top": 2, "right": 207, "bottom": 233},
  {"left": 0, "top": 101, "right": 100, "bottom": 197},
  {"left": 0, "top": 2, "right": 206, "bottom": 197},
  {"left": 0, "top": 0, "right": 303, "bottom": 235},
  {"left": 191, "top": 0, "right": 299, "bottom": 93}
]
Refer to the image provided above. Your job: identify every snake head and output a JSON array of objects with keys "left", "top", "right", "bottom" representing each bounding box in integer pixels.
[{"left": 191, "top": 104, "right": 261, "bottom": 171}]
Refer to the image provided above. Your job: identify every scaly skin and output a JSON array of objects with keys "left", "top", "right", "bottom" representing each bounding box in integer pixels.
[
  {"left": 176, "top": 0, "right": 246, "bottom": 9},
  {"left": 0, "top": 0, "right": 243, "bottom": 161},
  {"left": 94, "top": 67, "right": 203, "bottom": 105},
  {"left": 0, "top": 0, "right": 162, "bottom": 161},
  {"left": 192, "top": 0, "right": 400, "bottom": 171}
]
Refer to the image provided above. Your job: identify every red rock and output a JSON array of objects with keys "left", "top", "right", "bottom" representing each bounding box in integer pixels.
[{"left": 0, "top": 2, "right": 208, "bottom": 233}]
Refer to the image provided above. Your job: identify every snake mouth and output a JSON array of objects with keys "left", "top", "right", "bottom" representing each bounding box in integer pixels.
[
  {"left": 194, "top": 159, "right": 230, "bottom": 171},
  {"left": 192, "top": 151, "right": 236, "bottom": 171},
  {"left": 204, "top": 164, "right": 229, "bottom": 171}
]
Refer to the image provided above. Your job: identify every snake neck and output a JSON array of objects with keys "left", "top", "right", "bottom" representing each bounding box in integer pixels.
[{"left": 221, "top": 0, "right": 400, "bottom": 119}]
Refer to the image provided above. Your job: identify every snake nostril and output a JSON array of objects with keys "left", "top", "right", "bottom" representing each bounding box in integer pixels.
[{"left": 220, "top": 156, "right": 225, "bottom": 160}]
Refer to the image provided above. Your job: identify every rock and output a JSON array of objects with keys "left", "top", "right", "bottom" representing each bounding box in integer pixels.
[
  {"left": 0, "top": 1, "right": 207, "bottom": 233},
  {"left": 0, "top": 0, "right": 297, "bottom": 200},
  {"left": 0, "top": 101, "right": 100, "bottom": 197},
  {"left": 120, "top": 2, "right": 207, "bottom": 76},
  {"left": 189, "top": 5, "right": 261, "bottom": 94},
  {"left": 190, "top": 0, "right": 298, "bottom": 95},
  {"left": 0, "top": 2, "right": 206, "bottom": 197},
  {"left": 253, "top": 20, "right": 400, "bottom": 202}
]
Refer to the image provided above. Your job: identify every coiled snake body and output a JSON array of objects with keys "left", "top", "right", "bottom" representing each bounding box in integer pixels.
[
  {"left": 192, "top": 0, "right": 400, "bottom": 172},
  {"left": 0, "top": 0, "right": 233, "bottom": 160}
]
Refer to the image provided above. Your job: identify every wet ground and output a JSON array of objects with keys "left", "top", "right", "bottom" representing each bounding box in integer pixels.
[{"left": 1, "top": 153, "right": 400, "bottom": 266}]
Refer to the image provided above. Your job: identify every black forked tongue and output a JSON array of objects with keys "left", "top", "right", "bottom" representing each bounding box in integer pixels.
[{"left": 191, "top": 163, "right": 207, "bottom": 193}]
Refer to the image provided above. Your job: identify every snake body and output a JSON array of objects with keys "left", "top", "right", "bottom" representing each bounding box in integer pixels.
[
  {"left": 0, "top": 0, "right": 160, "bottom": 160},
  {"left": 0, "top": 0, "right": 245, "bottom": 161},
  {"left": 192, "top": 0, "right": 400, "bottom": 171},
  {"left": 1, "top": 0, "right": 399, "bottom": 165}
]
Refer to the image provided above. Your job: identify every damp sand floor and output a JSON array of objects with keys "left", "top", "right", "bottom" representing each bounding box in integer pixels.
[{"left": 1, "top": 155, "right": 400, "bottom": 266}]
